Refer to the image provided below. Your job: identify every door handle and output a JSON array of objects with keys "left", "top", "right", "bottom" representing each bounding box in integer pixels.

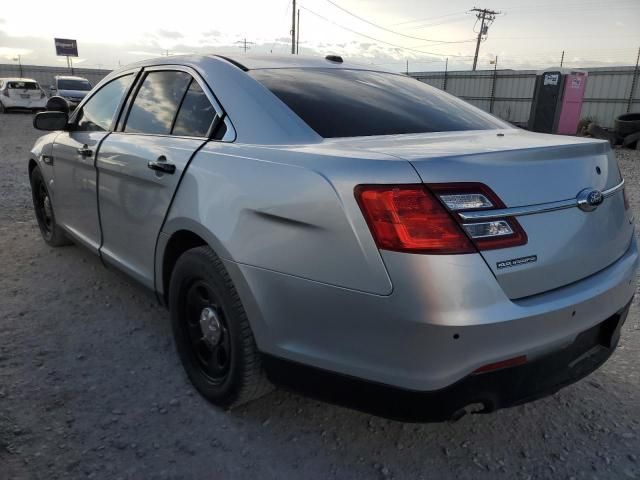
[
  {"left": 76, "top": 146, "right": 93, "bottom": 157},
  {"left": 147, "top": 157, "right": 176, "bottom": 174}
]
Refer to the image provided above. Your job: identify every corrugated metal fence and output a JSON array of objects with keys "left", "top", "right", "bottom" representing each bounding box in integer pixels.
[
  {"left": 0, "top": 64, "right": 111, "bottom": 92},
  {"left": 410, "top": 66, "right": 640, "bottom": 129},
  {"left": 1, "top": 63, "right": 638, "bottom": 129}
]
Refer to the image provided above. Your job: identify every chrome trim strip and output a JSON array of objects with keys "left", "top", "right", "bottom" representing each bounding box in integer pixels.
[{"left": 458, "top": 179, "right": 625, "bottom": 221}]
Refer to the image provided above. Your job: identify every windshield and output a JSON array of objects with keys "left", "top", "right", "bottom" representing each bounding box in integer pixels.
[
  {"left": 249, "top": 68, "right": 509, "bottom": 138},
  {"left": 57, "top": 79, "right": 92, "bottom": 91},
  {"left": 7, "top": 81, "right": 39, "bottom": 90}
]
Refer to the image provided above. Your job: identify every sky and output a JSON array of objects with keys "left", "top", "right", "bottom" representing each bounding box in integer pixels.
[{"left": 0, "top": 0, "right": 639, "bottom": 72}]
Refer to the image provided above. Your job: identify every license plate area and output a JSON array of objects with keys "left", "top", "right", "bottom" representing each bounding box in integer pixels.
[{"left": 20, "top": 93, "right": 30, "bottom": 99}]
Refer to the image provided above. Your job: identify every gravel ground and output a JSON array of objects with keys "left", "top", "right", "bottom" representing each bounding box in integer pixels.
[{"left": 1, "top": 113, "right": 640, "bottom": 480}]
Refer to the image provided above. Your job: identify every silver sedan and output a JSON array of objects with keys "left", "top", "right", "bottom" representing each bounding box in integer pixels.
[{"left": 28, "top": 54, "right": 637, "bottom": 420}]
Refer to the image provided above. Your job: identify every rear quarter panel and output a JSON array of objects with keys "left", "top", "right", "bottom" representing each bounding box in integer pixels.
[{"left": 160, "top": 141, "right": 422, "bottom": 296}]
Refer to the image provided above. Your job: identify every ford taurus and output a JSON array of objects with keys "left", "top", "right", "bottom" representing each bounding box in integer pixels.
[{"left": 28, "top": 55, "right": 637, "bottom": 420}]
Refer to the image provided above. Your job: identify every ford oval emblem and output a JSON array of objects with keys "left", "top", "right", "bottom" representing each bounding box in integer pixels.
[{"left": 577, "top": 188, "right": 604, "bottom": 212}]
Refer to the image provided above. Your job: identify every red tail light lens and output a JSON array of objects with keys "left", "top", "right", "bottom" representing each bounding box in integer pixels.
[
  {"left": 2, "top": 89, "right": 9, "bottom": 98},
  {"left": 354, "top": 184, "right": 475, "bottom": 254}
]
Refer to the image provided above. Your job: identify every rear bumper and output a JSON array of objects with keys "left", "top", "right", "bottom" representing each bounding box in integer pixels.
[
  {"left": 1, "top": 97, "right": 47, "bottom": 109},
  {"left": 227, "top": 236, "right": 638, "bottom": 392},
  {"left": 264, "top": 301, "right": 631, "bottom": 421}
]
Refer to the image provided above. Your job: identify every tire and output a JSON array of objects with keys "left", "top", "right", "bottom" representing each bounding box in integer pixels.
[
  {"left": 30, "top": 167, "right": 71, "bottom": 247},
  {"left": 0, "top": 102, "right": 5, "bottom": 113},
  {"left": 169, "top": 246, "right": 273, "bottom": 408},
  {"left": 615, "top": 113, "right": 640, "bottom": 138}
]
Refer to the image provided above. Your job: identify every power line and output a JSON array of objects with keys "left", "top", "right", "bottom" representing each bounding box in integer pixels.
[
  {"left": 300, "top": 5, "right": 474, "bottom": 58},
  {"left": 319, "top": 0, "right": 475, "bottom": 44},
  {"left": 390, "top": 10, "right": 468, "bottom": 27}
]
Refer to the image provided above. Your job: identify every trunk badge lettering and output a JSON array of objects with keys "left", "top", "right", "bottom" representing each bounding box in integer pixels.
[
  {"left": 497, "top": 255, "right": 537, "bottom": 269},
  {"left": 577, "top": 188, "right": 604, "bottom": 212}
]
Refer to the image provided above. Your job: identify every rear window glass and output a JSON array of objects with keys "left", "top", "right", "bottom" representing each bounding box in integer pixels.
[
  {"left": 172, "top": 80, "right": 216, "bottom": 137},
  {"left": 57, "top": 79, "right": 92, "bottom": 91},
  {"left": 249, "top": 68, "right": 508, "bottom": 138},
  {"left": 7, "top": 81, "right": 39, "bottom": 90}
]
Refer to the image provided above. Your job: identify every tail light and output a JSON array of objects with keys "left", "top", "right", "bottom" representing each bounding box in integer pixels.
[
  {"left": 354, "top": 185, "right": 475, "bottom": 254},
  {"left": 40, "top": 89, "right": 46, "bottom": 99},
  {"left": 355, "top": 183, "right": 527, "bottom": 254},
  {"left": 429, "top": 183, "right": 527, "bottom": 251},
  {"left": 2, "top": 89, "right": 9, "bottom": 98}
]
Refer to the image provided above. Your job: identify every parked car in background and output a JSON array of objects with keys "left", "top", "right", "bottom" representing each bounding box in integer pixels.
[
  {"left": 49, "top": 75, "right": 92, "bottom": 109},
  {"left": 0, "top": 78, "right": 47, "bottom": 112},
  {"left": 28, "top": 55, "right": 637, "bottom": 420}
]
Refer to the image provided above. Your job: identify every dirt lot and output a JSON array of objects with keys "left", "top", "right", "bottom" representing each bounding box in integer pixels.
[{"left": 1, "top": 112, "right": 639, "bottom": 480}]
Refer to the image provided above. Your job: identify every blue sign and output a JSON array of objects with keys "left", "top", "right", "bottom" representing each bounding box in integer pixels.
[{"left": 54, "top": 38, "right": 78, "bottom": 57}]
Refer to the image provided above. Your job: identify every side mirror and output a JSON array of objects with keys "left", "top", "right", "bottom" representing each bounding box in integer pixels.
[
  {"left": 33, "top": 111, "right": 69, "bottom": 131},
  {"left": 45, "top": 96, "right": 70, "bottom": 114}
]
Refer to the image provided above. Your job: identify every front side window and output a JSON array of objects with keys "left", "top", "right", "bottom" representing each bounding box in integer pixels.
[
  {"left": 172, "top": 80, "right": 216, "bottom": 137},
  {"left": 76, "top": 74, "right": 134, "bottom": 132},
  {"left": 125, "top": 71, "right": 191, "bottom": 135},
  {"left": 249, "top": 68, "right": 509, "bottom": 138}
]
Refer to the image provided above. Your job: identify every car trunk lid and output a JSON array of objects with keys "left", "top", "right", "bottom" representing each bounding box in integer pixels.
[{"left": 337, "top": 129, "right": 634, "bottom": 299}]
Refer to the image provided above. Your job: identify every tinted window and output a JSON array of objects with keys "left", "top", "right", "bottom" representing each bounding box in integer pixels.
[
  {"left": 250, "top": 69, "right": 509, "bottom": 138},
  {"left": 125, "top": 71, "right": 191, "bottom": 135},
  {"left": 172, "top": 81, "right": 216, "bottom": 137},
  {"left": 76, "top": 74, "right": 133, "bottom": 132},
  {"left": 8, "top": 81, "right": 39, "bottom": 90},
  {"left": 57, "top": 79, "right": 92, "bottom": 91}
]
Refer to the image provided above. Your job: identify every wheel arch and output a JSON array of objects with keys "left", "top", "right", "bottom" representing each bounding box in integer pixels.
[
  {"left": 156, "top": 219, "right": 234, "bottom": 306},
  {"left": 28, "top": 158, "right": 38, "bottom": 176}
]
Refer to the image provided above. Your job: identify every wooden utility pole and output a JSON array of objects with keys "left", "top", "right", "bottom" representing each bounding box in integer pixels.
[
  {"left": 291, "top": 0, "right": 297, "bottom": 54},
  {"left": 236, "top": 38, "right": 255, "bottom": 53},
  {"left": 560, "top": 50, "right": 565, "bottom": 67},
  {"left": 628, "top": 47, "right": 640, "bottom": 113},
  {"left": 296, "top": 9, "right": 300, "bottom": 54},
  {"left": 471, "top": 7, "right": 500, "bottom": 71}
]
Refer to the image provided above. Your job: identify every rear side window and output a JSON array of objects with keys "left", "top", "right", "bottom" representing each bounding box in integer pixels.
[
  {"left": 8, "top": 81, "right": 39, "bottom": 90},
  {"left": 172, "top": 80, "right": 216, "bottom": 137},
  {"left": 125, "top": 71, "right": 191, "bottom": 135},
  {"left": 76, "top": 74, "right": 134, "bottom": 132},
  {"left": 249, "top": 68, "right": 508, "bottom": 138}
]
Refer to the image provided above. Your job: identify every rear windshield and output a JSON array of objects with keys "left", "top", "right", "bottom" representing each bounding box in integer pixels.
[
  {"left": 249, "top": 68, "right": 508, "bottom": 138},
  {"left": 7, "top": 81, "right": 39, "bottom": 90},
  {"left": 57, "top": 79, "right": 92, "bottom": 91}
]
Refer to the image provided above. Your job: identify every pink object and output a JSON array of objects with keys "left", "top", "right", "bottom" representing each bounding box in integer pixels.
[{"left": 557, "top": 71, "right": 588, "bottom": 135}]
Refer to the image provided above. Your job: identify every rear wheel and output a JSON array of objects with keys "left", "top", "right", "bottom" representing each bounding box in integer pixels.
[
  {"left": 30, "top": 167, "right": 70, "bottom": 246},
  {"left": 169, "top": 246, "right": 272, "bottom": 408},
  {"left": 0, "top": 102, "right": 5, "bottom": 113}
]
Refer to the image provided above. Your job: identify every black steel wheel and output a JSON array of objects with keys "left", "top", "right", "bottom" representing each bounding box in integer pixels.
[
  {"left": 30, "top": 167, "right": 70, "bottom": 246},
  {"left": 169, "top": 246, "right": 272, "bottom": 408}
]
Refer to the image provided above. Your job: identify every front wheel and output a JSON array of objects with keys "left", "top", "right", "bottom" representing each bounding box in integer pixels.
[
  {"left": 169, "top": 246, "right": 272, "bottom": 408},
  {"left": 30, "top": 167, "right": 71, "bottom": 247}
]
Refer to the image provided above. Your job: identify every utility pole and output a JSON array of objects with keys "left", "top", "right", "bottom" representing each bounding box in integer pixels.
[
  {"left": 13, "top": 55, "right": 23, "bottom": 78},
  {"left": 406, "top": 59, "right": 409, "bottom": 74},
  {"left": 490, "top": 55, "right": 498, "bottom": 113},
  {"left": 560, "top": 50, "right": 565, "bottom": 67},
  {"left": 291, "top": 0, "right": 297, "bottom": 54},
  {"left": 628, "top": 46, "right": 640, "bottom": 113},
  {"left": 296, "top": 9, "right": 300, "bottom": 54},
  {"left": 471, "top": 7, "right": 500, "bottom": 71},
  {"left": 235, "top": 38, "right": 255, "bottom": 53},
  {"left": 443, "top": 57, "right": 448, "bottom": 91}
]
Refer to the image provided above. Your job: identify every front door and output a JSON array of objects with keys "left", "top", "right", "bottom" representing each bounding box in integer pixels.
[
  {"left": 51, "top": 73, "right": 136, "bottom": 252},
  {"left": 97, "top": 69, "right": 217, "bottom": 288}
]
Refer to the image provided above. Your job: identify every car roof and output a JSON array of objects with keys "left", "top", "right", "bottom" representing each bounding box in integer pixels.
[
  {"left": 0, "top": 78, "right": 39, "bottom": 83},
  {"left": 212, "top": 54, "right": 375, "bottom": 71},
  {"left": 55, "top": 75, "right": 89, "bottom": 81}
]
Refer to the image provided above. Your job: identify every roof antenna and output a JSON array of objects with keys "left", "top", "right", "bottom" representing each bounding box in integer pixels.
[{"left": 325, "top": 55, "right": 343, "bottom": 63}]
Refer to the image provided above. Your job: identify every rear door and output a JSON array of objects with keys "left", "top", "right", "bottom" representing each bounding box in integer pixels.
[
  {"left": 51, "top": 72, "right": 136, "bottom": 251},
  {"left": 97, "top": 67, "right": 222, "bottom": 288}
]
